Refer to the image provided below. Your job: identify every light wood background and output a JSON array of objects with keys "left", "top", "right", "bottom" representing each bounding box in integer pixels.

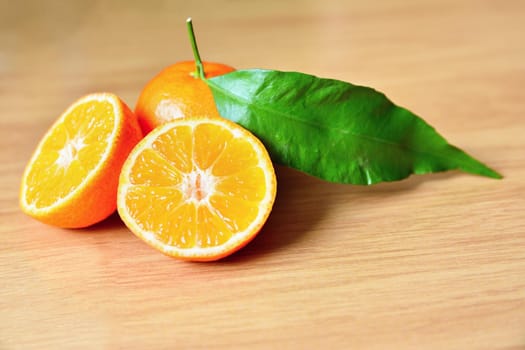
[{"left": 1, "top": 0, "right": 524, "bottom": 349}]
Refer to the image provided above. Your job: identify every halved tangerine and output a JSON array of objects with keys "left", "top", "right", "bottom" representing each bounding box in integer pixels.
[
  {"left": 20, "top": 93, "right": 142, "bottom": 228},
  {"left": 117, "top": 117, "right": 276, "bottom": 261}
]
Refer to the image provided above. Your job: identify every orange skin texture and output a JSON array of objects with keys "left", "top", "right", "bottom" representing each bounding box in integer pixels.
[{"left": 135, "top": 61, "right": 235, "bottom": 135}]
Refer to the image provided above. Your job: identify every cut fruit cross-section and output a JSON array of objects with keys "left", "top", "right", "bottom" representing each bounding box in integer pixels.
[
  {"left": 20, "top": 93, "right": 143, "bottom": 228},
  {"left": 117, "top": 117, "right": 277, "bottom": 261}
]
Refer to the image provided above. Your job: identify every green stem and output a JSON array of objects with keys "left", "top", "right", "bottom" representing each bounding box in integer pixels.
[{"left": 186, "top": 17, "right": 205, "bottom": 80}]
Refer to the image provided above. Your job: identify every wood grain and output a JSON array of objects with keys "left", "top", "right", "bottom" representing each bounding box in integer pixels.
[{"left": 1, "top": 0, "right": 524, "bottom": 349}]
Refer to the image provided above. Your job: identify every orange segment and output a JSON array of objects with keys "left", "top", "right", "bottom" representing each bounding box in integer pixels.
[
  {"left": 212, "top": 136, "right": 260, "bottom": 176},
  {"left": 196, "top": 205, "right": 233, "bottom": 248},
  {"left": 215, "top": 167, "right": 268, "bottom": 202},
  {"left": 151, "top": 125, "right": 193, "bottom": 173},
  {"left": 128, "top": 149, "right": 183, "bottom": 186},
  {"left": 20, "top": 93, "right": 142, "bottom": 228},
  {"left": 209, "top": 194, "right": 260, "bottom": 233},
  {"left": 123, "top": 185, "right": 185, "bottom": 235},
  {"left": 193, "top": 122, "right": 233, "bottom": 170},
  {"left": 117, "top": 117, "right": 276, "bottom": 261}
]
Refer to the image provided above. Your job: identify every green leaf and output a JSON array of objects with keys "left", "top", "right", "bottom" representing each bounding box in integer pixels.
[{"left": 206, "top": 69, "right": 501, "bottom": 185}]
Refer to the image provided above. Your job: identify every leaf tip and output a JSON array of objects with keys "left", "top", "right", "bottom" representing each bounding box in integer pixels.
[
  {"left": 483, "top": 168, "right": 503, "bottom": 180},
  {"left": 461, "top": 159, "right": 503, "bottom": 180}
]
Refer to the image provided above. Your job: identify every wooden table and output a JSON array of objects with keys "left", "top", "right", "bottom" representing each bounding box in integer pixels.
[{"left": 1, "top": 0, "right": 524, "bottom": 348}]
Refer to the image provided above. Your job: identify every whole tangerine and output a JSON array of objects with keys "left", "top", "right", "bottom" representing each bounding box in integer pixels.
[{"left": 135, "top": 61, "right": 235, "bottom": 135}]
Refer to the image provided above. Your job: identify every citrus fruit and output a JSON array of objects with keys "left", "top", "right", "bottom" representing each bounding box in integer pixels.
[
  {"left": 117, "top": 117, "right": 277, "bottom": 261},
  {"left": 20, "top": 93, "right": 143, "bottom": 228},
  {"left": 134, "top": 61, "right": 235, "bottom": 135}
]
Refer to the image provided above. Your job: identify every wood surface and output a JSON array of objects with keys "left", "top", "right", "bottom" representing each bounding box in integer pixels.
[{"left": 1, "top": 0, "right": 524, "bottom": 349}]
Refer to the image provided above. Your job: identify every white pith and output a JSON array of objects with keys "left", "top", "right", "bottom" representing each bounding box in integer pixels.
[
  {"left": 180, "top": 167, "right": 216, "bottom": 204},
  {"left": 55, "top": 135, "right": 86, "bottom": 168}
]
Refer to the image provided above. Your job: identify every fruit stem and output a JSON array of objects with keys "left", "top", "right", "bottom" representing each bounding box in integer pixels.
[{"left": 186, "top": 17, "right": 205, "bottom": 80}]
